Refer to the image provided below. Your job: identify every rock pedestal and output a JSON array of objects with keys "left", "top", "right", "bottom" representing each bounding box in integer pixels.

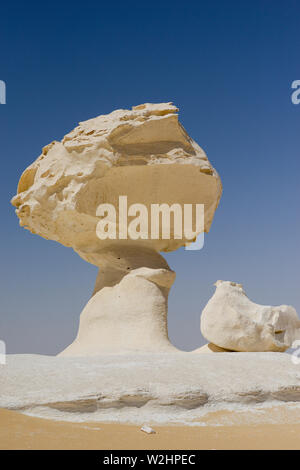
[{"left": 61, "top": 248, "right": 176, "bottom": 355}]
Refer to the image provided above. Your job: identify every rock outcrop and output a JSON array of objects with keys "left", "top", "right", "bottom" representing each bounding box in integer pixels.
[
  {"left": 2, "top": 352, "right": 300, "bottom": 424},
  {"left": 11, "top": 103, "right": 222, "bottom": 355},
  {"left": 201, "top": 280, "right": 300, "bottom": 352}
]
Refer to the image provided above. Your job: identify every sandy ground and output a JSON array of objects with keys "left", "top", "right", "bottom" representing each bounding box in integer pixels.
[{"left": 1, "top": 408, "right": 300, "bottom": 450}]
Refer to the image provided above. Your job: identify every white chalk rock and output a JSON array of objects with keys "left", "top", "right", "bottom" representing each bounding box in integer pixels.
[
  {"left": 141, "top": 425, "right": 156, "bottom": 434},
  {"left": 201, "top": 280, "right": 300, "bottom": 352}
]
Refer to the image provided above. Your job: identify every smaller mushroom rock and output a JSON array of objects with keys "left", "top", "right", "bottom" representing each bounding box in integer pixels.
[{"left": 201, "top": 280, "right": 300, "bottom": 352}]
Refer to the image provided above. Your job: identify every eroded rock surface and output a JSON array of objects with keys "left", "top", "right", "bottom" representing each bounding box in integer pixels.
[{"left": 2, "top": 353, "right": 300, "bottom": 424}]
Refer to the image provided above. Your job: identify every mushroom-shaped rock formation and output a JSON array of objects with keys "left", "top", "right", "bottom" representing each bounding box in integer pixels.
[
  {"left": 11, "top": 102, "right": 222, "bottom": 355},
  {"left": 201, "top": 280, "right": 300, "bottom": 352}
]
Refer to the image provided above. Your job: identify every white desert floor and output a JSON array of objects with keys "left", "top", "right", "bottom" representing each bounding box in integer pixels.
[{"left": 1, "top": 352, "right": 300, "bottom": 426}]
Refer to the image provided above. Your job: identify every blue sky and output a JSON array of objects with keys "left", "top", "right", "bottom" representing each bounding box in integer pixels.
[{"left": 1, "top": 0, "right": 299, "bottom": 354}]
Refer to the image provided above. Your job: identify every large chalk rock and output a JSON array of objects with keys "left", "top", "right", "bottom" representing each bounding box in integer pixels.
[{"left": 201, "top": 281, "right": 300, "bottom": 352}]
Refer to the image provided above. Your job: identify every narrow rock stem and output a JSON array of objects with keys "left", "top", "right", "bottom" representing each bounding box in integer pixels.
[{"left": 60, "top": 246, "right": 177, "bottom": 355}]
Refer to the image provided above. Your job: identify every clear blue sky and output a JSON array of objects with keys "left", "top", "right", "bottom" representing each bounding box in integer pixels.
[{"left": 1, "top": 0, "right": 299, "bottom": 354}]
